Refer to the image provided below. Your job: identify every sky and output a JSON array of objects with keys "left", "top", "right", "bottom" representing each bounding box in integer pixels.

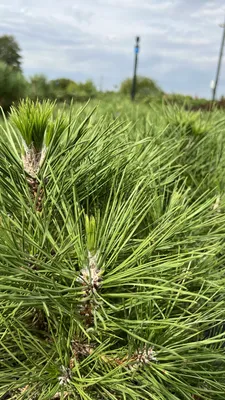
[{"left": 0, "top": 0, "right": 225, "bottom": 98}]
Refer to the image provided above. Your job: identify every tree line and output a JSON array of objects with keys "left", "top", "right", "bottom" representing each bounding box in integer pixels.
[
  {"left": 0, "top": 35, "right": 165, "bottom": 111},
  {"left": 3, "top": 34, "right": 222, "bottom": 112}
]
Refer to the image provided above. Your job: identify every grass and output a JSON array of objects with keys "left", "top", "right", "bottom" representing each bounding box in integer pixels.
[{"left": 0, "top": 99, "right": 225, "bottom": 399}]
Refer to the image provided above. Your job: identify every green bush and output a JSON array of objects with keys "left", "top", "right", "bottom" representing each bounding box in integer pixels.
[{"left": 120, "top": 76, "right": 163, "bottom": 99}]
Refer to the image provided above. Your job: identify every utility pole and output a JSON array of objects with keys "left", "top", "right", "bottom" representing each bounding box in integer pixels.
[
  {"left": 212, "top": 18, "right": 225, "bottom": 101},
  {"left": 131, "top": 36, "right": 140, "bottom": 101}
]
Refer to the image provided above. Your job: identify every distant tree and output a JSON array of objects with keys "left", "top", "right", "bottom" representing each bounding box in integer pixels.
[
  {"left": 49, "top": 78, "right": 77, "bottom": 101},
  {"left": 29, "top": 75, "right": 51, "bottom": 100},
  {"left": 50, "top": 78, "right": 76, "bottom": 91},
  {"left": 80, "top": 80, "right": 97, "bottom": 97},
  {"left": 66, "top": 81, "right": 79, "bottom": 96},
  {"left": 0, "top": 35, "right": 22, "bottom": 71},
  {"left": 0, "top": 61, "right": 28, "bottom": 111},
  {"left": 120, "top": 76, "right": 163, "bottom": 98},
  {"left": 49, "top": 78, "right": 97, "bottom": 101}
]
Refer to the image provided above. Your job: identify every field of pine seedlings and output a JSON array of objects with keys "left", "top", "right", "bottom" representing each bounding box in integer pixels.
[{"left": 1, "top": 98, "right": 225, "bottom": 400}]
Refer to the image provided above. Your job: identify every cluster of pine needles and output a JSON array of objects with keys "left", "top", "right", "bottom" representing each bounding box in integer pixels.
[{"left": 0, "top": 99, "right": 225, "bottom": 399}]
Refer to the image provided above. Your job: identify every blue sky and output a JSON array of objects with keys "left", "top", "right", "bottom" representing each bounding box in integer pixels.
[{"left": 0, "top": 0, "right": 225, "bottom": 98}]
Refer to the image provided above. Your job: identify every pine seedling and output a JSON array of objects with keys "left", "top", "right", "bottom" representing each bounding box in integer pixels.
[
  {"left": 78, "top": 215, "right": 103, "bottom": 326},
  {"left": 9, "top": 99, "right": 56, "bottom": 211}
]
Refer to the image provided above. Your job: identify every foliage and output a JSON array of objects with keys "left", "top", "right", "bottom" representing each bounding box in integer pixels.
[
  {"left": 161, "top": 94, "right": 225, "bottom": 111},
  {"left": 0, "top": 34, "right": 22, "bottom": 71},
  {"left": 10, "top": 99, "right": 55, "bottom": 150},
  {"left": 80, "top": 80, "right": 97, "bottom": 97},
  {"left": 50, "top": 78, "right": 77, "bottom": 91},
  {"left": 163, "top": 105, "right": 212, "bottom": 136},
  {"left": 160, "top": 104, "right": 225, "bottom": 199},
  {"left": 29, "top": 77, "right": 98, "bottom": 103},
  {"left": 64, "top": 80, "right": 97, "bottom": 102},
  {"left": 29, "top": 75, "right": 52, "bottom": 101},
  {"left": 0, "top": 61, "right": 28, "bottom": 112},
  {"left": 0, "top": 100, "right": 225, "bottom": 399},
  {"left": 120, "top": 76, "right": 163, "bottom": 99}
]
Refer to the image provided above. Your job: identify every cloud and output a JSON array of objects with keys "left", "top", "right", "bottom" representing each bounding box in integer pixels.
[{"left": 0, "top": 0, "right": 224, "bottom": 97}]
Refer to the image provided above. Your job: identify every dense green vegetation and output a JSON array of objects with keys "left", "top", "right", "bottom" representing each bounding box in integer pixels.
[{"left": 0, "top": 99, "right": 225, "bottom": 399}]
